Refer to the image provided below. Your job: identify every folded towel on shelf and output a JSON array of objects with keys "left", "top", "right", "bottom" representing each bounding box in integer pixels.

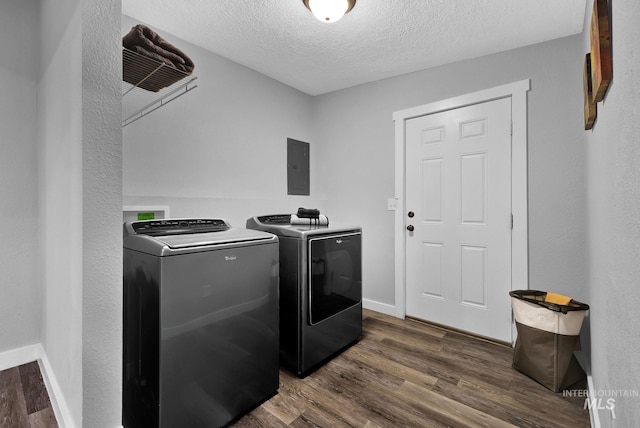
[
  {"left": 290, "top": 214, "right": 329, "bottom": 226},
  {"left": 123, "top": 24, "right": 195, "bottom": 74}
]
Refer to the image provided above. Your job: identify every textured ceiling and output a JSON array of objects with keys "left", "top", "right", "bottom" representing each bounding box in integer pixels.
[{"left": 122, "top": 0, "right": 587, "bottom": 96}]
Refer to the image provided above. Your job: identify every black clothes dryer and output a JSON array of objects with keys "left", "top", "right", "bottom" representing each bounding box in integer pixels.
[{"left": 247, "top": 214, "right": 362, "bottom": 376}]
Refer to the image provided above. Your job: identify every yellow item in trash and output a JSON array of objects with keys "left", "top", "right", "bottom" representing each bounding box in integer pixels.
[{"left": 545, "top": 292, "right": 572, "bottom": 305}]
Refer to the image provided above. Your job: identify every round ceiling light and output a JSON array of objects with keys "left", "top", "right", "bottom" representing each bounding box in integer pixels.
[{"left": 302, "top": 0, "right": 357, "bottom": 23}]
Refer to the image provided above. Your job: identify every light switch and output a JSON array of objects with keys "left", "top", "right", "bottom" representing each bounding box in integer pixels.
[{"left": 387, "top": 198, "right": 398, "bottom": 211}]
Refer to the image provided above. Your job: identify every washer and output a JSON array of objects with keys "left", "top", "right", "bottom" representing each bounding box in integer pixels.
[
  {"left": 123, "top": 218, "right": 279, "bottom": 428},
  {"left": 246, "top": 214, "right": 362, "bottom": 376}
]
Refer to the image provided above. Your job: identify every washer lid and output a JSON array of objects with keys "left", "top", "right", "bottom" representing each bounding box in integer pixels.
[{"left": 123, "top": 218, "right": 277, "bottom": 255}]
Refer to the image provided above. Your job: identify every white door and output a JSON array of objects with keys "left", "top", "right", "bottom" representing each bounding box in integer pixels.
[{"left": 405, "top": 97, "right": 513, "bottom": 342}]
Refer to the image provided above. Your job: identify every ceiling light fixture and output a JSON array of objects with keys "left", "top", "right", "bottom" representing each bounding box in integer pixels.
[{"left": 302, "top": 0, "right": 356, "bottom": 23}]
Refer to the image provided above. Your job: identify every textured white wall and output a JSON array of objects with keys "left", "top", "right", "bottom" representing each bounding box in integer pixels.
[
  {"left": 314, "top": 35, "right": 587, "bottom": 306},
  {"left": 0, "top": 1, "right": 41, "bottom": 352},
  {"left": 583, "top": 0, "right": 640, "bottom": 425},
  {"left": 81, "top": 0, "right": 122, "bottom": 426}
]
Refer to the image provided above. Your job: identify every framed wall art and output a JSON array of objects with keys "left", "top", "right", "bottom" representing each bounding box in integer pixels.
[
  {"left": 589, "top": 0, "right": 612, "bottom": 102},
  {"left": 584, "top": 53, "right": 597, "bottom": 130}
]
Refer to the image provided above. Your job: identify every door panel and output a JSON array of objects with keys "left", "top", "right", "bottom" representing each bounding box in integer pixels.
[
  {"left": 460, "top": 244, "right": 487, "bottom": 307},
  {"left": 405, "top": 97, "right": 512, "bottom": 342},
  {"left": 308, "top": 233, "right": 362, "bottom": 325},
  {"left": 421, "top": 242, "right": 443, "bottom": 298},
  {"left": 460, "top": 153, "right": 487, "bottom": 224},
  {"left": 422, "top": 158, "right": 443, "bottom": 222}
]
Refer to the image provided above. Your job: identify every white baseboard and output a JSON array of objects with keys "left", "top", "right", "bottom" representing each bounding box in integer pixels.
[
  {"left": 362, "top": 298, "right": 397, "bottom": 317},
  {"left": 573, "top": 352, "right": 599, "bottom": 428},
  {"left": 0, "top": 344, "right": 41, "bottom": 371},
  {"left": 586, "top": 374, "right": 601, "bottom": 428},
  {"left": 0, "top": 344, "right": 75, "bottom": 428}
]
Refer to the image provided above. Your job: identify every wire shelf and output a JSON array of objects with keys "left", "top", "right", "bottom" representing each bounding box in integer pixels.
[{"left": 122, "top": 48, "right": 198, "bottom": 127}]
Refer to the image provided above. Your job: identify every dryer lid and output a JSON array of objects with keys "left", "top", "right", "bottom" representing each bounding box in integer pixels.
[{"left": 246, "top": 214, "right": 360, "bottom": 238}]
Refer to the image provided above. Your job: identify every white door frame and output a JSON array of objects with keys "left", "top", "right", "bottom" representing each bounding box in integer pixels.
[{"left": 392, "top": 80, "right": 530, "bottom": 319}]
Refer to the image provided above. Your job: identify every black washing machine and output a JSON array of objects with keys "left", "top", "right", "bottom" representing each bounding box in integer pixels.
[
  {"left": 247, "top": 214, "right": 362, "bottom": 376},
  {"left": 123, "top": 219, "right": 280, "bottom": 427}
]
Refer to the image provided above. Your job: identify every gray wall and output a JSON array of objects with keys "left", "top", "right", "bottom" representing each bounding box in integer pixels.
[
  {"left": 123, "top": 18, "right": 587, "bottom": 311},
  {"left": 314, "top": 35, "right": 587, "bottom": 306},
  {"left": 1, "top": 0, "right": 123, "bottom": 426},
  {"left": 122, "top": 15, "right": 323, "bottom": 227},
  {"left": 0, "top": 0, "right": 41, "bottom": 352},
  {"left": 583, "top": 0, "right": 640, "bottom": 425},
  {"left": 39, "top": 0, "right": 84, "bottom": 423},
  {"left": 5, "top": 2, "right": 636, "bottom": 426}
]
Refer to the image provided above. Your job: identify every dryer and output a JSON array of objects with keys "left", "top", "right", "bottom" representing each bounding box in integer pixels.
[
  {"left": 246, "top": 214, "right": 362, "bottom": 376},
  {"left": 123, "top": 218, "right": 279, "bottom": 428}
]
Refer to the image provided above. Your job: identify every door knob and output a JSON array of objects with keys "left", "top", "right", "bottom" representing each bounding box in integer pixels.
[
  {"left": 406, "top": 225, "right": 414, "bottom": 232},
  {"left": 408, "top": 211, "right": 415, "bottom": 218}
]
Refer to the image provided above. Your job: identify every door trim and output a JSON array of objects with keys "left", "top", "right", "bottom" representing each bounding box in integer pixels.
[{"left": 392, "top": 80, "right": 530, "bottom": 319}]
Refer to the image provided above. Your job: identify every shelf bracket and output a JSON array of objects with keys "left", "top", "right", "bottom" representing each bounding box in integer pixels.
[{"left": 122, "top": 77, "right": 198, "bottom": 128}]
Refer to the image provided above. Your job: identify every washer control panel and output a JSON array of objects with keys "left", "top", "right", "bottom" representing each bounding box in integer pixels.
[{"left": 130, "top": 218, "right": 229, "bottom": 236}]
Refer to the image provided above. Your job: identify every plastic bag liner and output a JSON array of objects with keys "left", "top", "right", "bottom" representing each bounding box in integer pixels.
[{"left": 510, "top": 290, "right": 589, "bottom": 392}]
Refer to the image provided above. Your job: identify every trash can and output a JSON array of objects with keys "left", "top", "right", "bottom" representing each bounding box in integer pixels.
[{"left": 509, "top": 290, "right": 589, "bottom": 392}]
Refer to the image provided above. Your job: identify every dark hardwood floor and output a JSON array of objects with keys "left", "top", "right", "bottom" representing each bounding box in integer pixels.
[
  {"left": 233, "top": 309, "right": 591, "bottom": 428},
  {"left": 0, "top": 310, "right": 590, "bottom": 427},
  {"left": 0, "top": 361, "right": 58, "bottom": 428}
]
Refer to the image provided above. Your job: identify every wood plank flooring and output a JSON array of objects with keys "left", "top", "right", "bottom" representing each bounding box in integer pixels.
[
  {"left": 232, "top": 309, "right": 591, "bottom": 428},
  {"left": 0, "top": 361, "right": 58, "bottom": 428},
  {"left": 0, "top": 311, "right": 590, "bottom": 428}
]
